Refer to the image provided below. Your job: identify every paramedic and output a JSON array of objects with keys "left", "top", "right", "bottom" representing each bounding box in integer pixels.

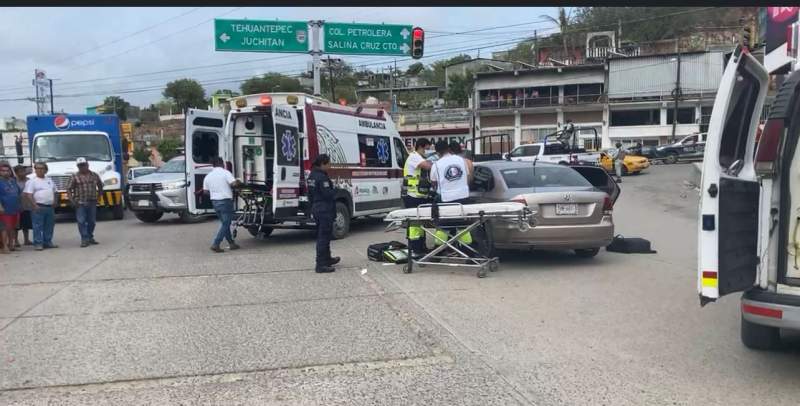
[
  {"left": 429, "top": 140, "right": 473, "bottom": 250},
  {"left": 308, "top": 154, "right": 339, "bottom": 273},
  {"left": 449, "top": 141, "right": 474, "bottom": 183},
  {"left": 403, "top": 138, "right": 433, "bottom": 255}
]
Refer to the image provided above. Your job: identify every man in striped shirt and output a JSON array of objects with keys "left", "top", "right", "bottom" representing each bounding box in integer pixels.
[{"left": 66, "top": 157, "right": 103, "bottom": 247}]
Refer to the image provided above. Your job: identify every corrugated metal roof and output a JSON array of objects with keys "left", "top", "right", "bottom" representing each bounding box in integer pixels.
[
  {"left": 475, "top": 67, "right": 604, "bottom": 90},
  {"left": 608, "top": 52, "right": 724, "bottom": 99}
]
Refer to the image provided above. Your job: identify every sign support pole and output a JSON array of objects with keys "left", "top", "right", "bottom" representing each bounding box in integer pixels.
[{"left": 310, "top": 20, "right": 323, "bottom": 97}]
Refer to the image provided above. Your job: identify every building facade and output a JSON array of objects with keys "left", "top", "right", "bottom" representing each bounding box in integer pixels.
[{"left": 472, "top": 50, "right": 725, "bottom": 150}]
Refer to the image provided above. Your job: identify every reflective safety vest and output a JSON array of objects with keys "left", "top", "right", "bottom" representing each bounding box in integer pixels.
[{"left": 403, "top": 152, "right": 431, "bottom": 199}]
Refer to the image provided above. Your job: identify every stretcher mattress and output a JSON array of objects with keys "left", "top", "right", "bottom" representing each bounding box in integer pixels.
[{"left": 385, "top": 202, "right": 526, "bottom": 221}]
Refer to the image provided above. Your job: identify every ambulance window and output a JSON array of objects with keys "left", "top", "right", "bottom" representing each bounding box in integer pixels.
[
  {"left": 296, "top": 111, "right": 304, "bottom": 133},
  {"left": 394, "top": 138, "right": 408, "bottom": 168},
  {"left": 192, "top": 131, "right": 218, "bottom": 164},
  {"left": 719, "top": 61, "right": 761, "bottom": 169},
  {"left": 358, "top": 134, "right": 392, "bottom": 168},
  {"left": 262, "top": 114, "right": 274, "bottom": 136}
]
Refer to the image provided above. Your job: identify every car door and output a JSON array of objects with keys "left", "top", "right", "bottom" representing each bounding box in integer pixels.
[
  {"left": 271, "top": 105, "right": 301, "bottom": 218},
  {"left": 698, "top": 46, "right": 769, "bottom": 305},
  {"left": 469, "top": 165, "right": 496, "bottom": 201},
  {"left": 185, "top": 109, "right": 226, "bottom": 215}
]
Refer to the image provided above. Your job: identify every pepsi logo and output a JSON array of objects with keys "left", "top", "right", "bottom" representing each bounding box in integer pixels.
[{"left": 54, "top": 115, "right": 70, "bottom": 130}]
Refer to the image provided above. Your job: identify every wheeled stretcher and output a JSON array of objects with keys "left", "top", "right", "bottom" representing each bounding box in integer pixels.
[{"left": 385, "top": 202, "right": 534, "bottom": 278}]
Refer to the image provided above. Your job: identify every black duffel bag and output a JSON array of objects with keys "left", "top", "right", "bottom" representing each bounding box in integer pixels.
[
  {"left": 368, "top": 241, "right": 408, "bottom": 262},
  {"left": 606, "top": 235, "right": 657, "bottom": 254}
]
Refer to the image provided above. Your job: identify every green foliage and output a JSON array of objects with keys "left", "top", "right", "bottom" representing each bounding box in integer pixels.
[
  {"left": 240, "top": 73, "right": 305, "bottom": 94},
  {"left": 163, "top": 79, "right": 206, "bottom": 112},
  {"left": 102, "top": 96, "right": 130, "bottom": 121},
  {"left": 420, "top": 54, "right": 472, "bottom": 87},
  {"left": 132, "top": 147, "right": 151, "bottom": 164},
  {"left": 156, "top": 139, "right": 182, "bottom": 162},
  {"left": 406, "top": 62, "right": 425, "bottom": 76},
  {"left": 445, "top": 74, "right": 474, "bottom": 107}
]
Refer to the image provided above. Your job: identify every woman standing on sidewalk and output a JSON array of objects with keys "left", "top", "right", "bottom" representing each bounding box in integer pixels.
[{"left": 0, "top": 161, "right": 21, "bottom": 253}]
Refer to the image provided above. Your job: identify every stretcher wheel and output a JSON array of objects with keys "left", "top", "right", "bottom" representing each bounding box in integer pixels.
[
  {"left": 403, "top": 264, "right": 413, "bottom": 274},
  {"left": 477, "top": 267, "right": 487, "bottom": 278},
  {"left": 489, "top": 260, "right": 499, "bottom": 272}
]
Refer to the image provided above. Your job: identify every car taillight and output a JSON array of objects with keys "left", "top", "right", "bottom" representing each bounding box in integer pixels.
[
  {"left": 603, "top": 196, "right": 613, "bottom": 213},
  {"left": 755, "top": 118, "right": 785, "bottom": 175}
]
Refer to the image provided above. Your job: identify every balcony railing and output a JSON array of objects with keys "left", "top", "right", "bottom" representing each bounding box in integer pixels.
[{"left": 478, "top": 93, "right": 604, "bottom": 110}]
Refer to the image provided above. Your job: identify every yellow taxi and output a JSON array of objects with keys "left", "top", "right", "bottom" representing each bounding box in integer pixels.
[{"left": 599, "top": 148, "right": 650, "bottom": 175}]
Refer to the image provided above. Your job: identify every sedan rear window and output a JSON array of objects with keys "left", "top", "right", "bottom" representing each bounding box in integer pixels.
[{"left": 500, "top": 166, "right": 592, "bottom": 189}]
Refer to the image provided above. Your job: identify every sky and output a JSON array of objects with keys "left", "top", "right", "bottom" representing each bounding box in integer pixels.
[{"left": 0, "top": 7, "right": 566, "bottom": 119}]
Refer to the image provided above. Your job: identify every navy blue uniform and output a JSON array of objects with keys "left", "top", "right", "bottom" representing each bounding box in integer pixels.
[{"left": 308, "top": 167, "right": 336, "bottom": 268}]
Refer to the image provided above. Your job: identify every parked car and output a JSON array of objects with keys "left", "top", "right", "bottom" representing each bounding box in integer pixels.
[
  {"left": 505, "top": 142, "right": 602, "bottom": 166},
  {"left": 654, "top": 133, "right": 706, "bottom": 164},
  {"left": 126, "top": 156, "right": 207, "bottom": 223},
  {"left": 470, "top": 161, "right": 619, "bottom": 258},
  {"left": 598, "top": 148, "right": 650, "bottom": 175},
  {"left": 126, "top": 166, "right": 156, "bottom": 182}
]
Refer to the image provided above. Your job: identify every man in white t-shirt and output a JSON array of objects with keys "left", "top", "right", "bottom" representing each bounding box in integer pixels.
[
  {"left": 202, "top": 157, "right": 241, "bottom": 252},
  {"left": 429, "top": 141, "right": 474, "bottom": 251},
  {"left": 429, "top": 140, "right": 470, "bottom": 204},
  {"left": 23, "top": 162, "right": 58, "bottom": 250}
]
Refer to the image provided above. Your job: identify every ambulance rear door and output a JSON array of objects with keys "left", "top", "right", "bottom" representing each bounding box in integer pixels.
[
  {"left": 272, "top": 105, "right": 301, "bottom": 218},
  {"left": 185, "top": 109, "right": 226, "bottom": 215}
]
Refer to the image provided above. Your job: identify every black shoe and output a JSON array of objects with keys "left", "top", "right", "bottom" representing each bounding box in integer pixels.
[
  {"left": 326, "top": 256, "right": 341, "bottom": 266},
  {"left": 228, "top": 242, "right": 240, "bottom": 250},
  {"left": 89, "top": 239, "right": 99, "bottom": 245},
  {"left": 315, "top": 265, "right": 336, "bottom": 273},
  {"left": 210, "top": 245, "right": 224, "bottom": 253},
  {"left": 80, "top": 241, "right": 89, "bottom": 248}
]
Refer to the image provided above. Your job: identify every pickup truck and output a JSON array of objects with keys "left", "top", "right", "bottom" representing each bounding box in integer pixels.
[
  {"left": 504, "top": 142, "right": 602, "bottom": 166},
  {"left": 654, "top": 133, "right": 707, "bottom": 164}
]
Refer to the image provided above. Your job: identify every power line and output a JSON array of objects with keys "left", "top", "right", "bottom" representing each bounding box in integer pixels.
[
  {"left": 51, "top": 7, "right": 203, "bottom": 66},
  {"left": 62, "top": 7, "right": 243, "bottom": 73}
]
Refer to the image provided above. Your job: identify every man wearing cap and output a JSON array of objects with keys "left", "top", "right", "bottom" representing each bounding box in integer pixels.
[{"left": 66, "top": 157, "right": 104, "bottom": 248}]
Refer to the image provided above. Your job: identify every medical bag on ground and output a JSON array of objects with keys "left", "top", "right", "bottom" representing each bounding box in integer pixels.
[
  {"left": 368, "top": 241, "right": 407, "bottom": 262},
  {"left": 606, "top": 235, "right": 657, "bottom": 254}
]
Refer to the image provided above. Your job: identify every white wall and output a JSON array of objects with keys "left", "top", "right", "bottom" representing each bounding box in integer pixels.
[{"left": 608, "top": 123, "right": 699, "bottom": 140}]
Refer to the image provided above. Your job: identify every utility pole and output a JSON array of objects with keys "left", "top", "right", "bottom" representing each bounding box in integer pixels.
[
  {"left": 392, "top": 59, "right": 398, "bottom": 113},
  {"left": 671, "top": 40, "right": 682, "bottom": 143},
  {"left": 617, "top": 19, "right": 622, "bottom": 48},
  {"left": 533, "top": 30, "right": 538, "bottom": 67},
  {"left": 327, "top": 56, "right": 336, "bottom": 101},
  {"left": 48, "top": 79, "right": 54, "bottom": 114},
  {"left": 388, "top": 63, "right": 394, "bottom": 112}
]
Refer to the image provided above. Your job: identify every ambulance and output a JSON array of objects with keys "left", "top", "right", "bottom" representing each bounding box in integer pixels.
[
  {"left": 697, "top": 39, "right": 800, "bottom": 349},
  {"left": 184, "top": 93, "right": 407, "bottom": 240}
]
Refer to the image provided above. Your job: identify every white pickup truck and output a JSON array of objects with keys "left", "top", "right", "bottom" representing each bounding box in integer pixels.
[{"left": 504, "top": 142, "right": 602, "bottom": 165}]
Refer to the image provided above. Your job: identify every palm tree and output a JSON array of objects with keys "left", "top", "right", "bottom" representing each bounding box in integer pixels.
[{"left": 541, "top": 7, "right": 573, "bottom": 60}]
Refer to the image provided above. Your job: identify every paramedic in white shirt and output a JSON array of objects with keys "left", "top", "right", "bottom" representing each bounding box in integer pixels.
[
  {"left": 202, "top": 157, "right": 241, "bottom": 253},
  {"left": 429, "top": 140, "right": 471, "bottom": 204},
  {"left": 429, "top": 140, "right": 475, "bottom": 250}
]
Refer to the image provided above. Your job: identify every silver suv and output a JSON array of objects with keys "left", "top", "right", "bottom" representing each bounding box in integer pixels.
[{"left": 127, "top": 156, "right": 205, "bottom": 223}]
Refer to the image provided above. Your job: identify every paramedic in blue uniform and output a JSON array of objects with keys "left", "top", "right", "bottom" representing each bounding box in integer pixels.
[{"left": 308, "top": 154, "right": 340, "bottom": 273}]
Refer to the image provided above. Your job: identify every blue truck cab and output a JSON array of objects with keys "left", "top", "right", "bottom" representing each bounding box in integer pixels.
[{"left": 26, "top": 114, "right": 125, "bottom": 219}]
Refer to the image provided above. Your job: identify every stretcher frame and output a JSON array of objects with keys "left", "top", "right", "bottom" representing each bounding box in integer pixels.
[{"left": 386, "top": 203, "right": 534, "bottom": 278}]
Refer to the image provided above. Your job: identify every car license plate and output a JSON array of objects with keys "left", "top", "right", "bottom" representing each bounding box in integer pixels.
[
  {"left": 555, "top": 203, "right": 577, "bottom": 215},
  {"left": 138, "top": 200, "right": 150, "bottom": 207}
]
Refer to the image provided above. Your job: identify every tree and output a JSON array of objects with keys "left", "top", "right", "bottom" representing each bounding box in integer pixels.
[
  {"left": 240, "top": 73, "right": 305, "bottom": 94},
  {"left": 422, "top": 54, "right": 472, "bottom": 87},
  {"left": 406, "top": 62, "right": 425, "bottom": 76},
  {"left": 156, "top": 138, "right": 182, "bottom": 162},
  {"left": 132, "top": 146, "right": 151, "bottom": 164},
  {"left": 445, "top": 73, "right": 474, "bottom": 107},
  {"left": 163, "top": 79, "right": 206, "bottom": 112},
  {"left": 102, "top": 96, "right": 130, "bottom": 121},
  {"left": 541, "top": 7, "right": 574, "bottom": 58}
]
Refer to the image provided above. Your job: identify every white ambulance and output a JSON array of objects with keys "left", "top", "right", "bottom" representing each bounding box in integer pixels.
[
  {"left": 183, "top": 93, "right": 407, "bottom": 240},
  {"left": 698, "top": 43, "right": 800, "bottom": 350}
]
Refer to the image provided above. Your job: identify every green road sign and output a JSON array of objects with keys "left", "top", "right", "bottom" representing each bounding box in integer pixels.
[
  {"left": 214, "top": 19, "right": 309, "bottom": 53},
  {"left": 324, "top": 22, "right": 413, "bottom": 56}
]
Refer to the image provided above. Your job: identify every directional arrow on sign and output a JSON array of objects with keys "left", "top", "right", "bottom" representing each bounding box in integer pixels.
[
  {"left": 219, "top": 33, "right": 231, "bottom": 43},
  {"left": 400, "top": 28, "right": 410, "bottom": 40},
  {"left": 400, "top": 43, "right": 410, "bottom": 54}
]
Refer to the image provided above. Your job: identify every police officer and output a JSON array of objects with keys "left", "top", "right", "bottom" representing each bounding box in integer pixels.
[
  {"left": 403, "top": 138, "right": 434, "bottom": 256},
  {"left": 308, "top": 154, "right": 339, "bottom": 273}
]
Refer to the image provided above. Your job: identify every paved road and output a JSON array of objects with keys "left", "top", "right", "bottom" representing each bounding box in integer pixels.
[{"left": 1, "top": 164, "right": 799, "bottom": 405}]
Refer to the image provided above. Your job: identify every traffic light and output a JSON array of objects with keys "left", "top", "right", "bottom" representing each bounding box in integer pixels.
[{"left": 411, "top": 27, "right": 424, "bottom": 59}]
